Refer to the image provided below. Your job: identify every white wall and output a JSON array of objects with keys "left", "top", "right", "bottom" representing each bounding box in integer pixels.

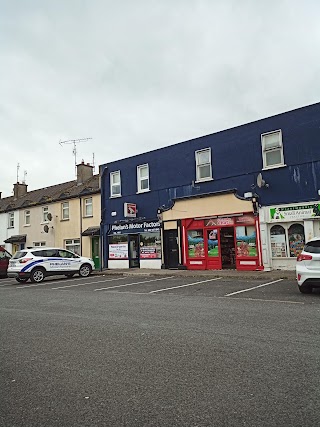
[{"left": 0, "top": 211, "right": 20, "bottom": 252}]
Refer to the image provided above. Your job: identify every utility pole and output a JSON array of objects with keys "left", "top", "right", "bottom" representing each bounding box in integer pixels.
[{"left": 59, "top": 137, "right": 92, "bottom": 176}]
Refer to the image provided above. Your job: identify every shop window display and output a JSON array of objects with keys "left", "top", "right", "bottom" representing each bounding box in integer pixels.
[
  {"left": 188, "top": 229, "right": 204, "bottom": 257},
  {"left": 236, "top": 226, "right": 257, "bottom": 257},
  {"left": 288, "top": 224, "right": 305, "bottom": 257},
  {"left": 140, "top": 232, "right": 161, "bottom": 259},
  {"left": 109, "top": 235, "right": 128, "bottom": 258},
  {"left": 207, "top": 229, "right": 219, "bottom": 257},
  {"left": 270, "top": 225, "right": 287, "bottom": 257}
]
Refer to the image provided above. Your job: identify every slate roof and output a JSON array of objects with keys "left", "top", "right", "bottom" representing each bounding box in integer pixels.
[{"left": 0, "top": 175, "right": 100, "bottom": 213}]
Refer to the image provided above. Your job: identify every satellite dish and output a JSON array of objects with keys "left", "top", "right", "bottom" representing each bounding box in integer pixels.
[
  {"left": 43, "top": 225, "right": 49, "bottom": 233},
  {"left": 257, "top": 173, "right": 268, "bottom": 188},
  {"left": 47, "top": 213, "right": 52, "bottom": 221}
]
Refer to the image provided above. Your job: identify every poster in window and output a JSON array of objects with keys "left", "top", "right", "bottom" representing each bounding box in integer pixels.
[
  {"left": 207, "top": 229, "right": 219, "bottom": 257},
  {"left": 270, "top": 234, "right": 287, "bottom": 257},
  {"left": 236, "top": 226, "right": 257, "bottom": 257},
  {"left": 109, "top": 243, "right": 128, "bottom": 258},
  {"left": 288, "top": 225, "right": 305, "bottom": 258},
  {"left": 188, "top": 230, "right": 204, "bottom": 258}
]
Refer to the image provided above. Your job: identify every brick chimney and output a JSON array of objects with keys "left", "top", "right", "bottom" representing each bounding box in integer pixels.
[
  {"left": 76, "top": 161, "right": 93, "bottom": 185},
  {"left": 13, "top": 182, "right": 28, "bottom": 200}
]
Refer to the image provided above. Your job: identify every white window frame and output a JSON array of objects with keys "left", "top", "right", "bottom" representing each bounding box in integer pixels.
[
  {"left": 195, "top": 148, "right": 212, "bottom": 182},
  {"left": 33, "top": 241, "right": 46, "bottom": 247},
  {"left": 137, "top": 164, "right": 150, "bottom": 193},
  {"left": 84, "top": 197, "right": 93, "bottom": 217},
  {"left": 65, "top": 238, "right": 81, "bottom": 255},
  {"left": 261, "top": 130, "right": 285, "bottom": 169},
  {"left": 24, "top": 210, "right": 31, "bottom": 226},
  {"left": 61, "top": 202, "right": 69, "bottom": 220},
  {"left": 8, "top": 212, "right": 14, "bottom": 228},
  {"left": 110, "top": 171, "right": 121, "bottom": 197},
  {"left": 42, "top": 206, "right": 49, "bottom": 223}
]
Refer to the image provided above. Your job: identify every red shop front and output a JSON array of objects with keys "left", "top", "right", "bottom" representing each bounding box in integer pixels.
[{"left": 181, "top": 213, "right": 263, "bottom": 271}]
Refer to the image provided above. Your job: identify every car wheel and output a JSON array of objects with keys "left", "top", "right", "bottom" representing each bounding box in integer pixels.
[
  {"left": 299, "top": 284, "right": 312, "bottom": 294},
  {"left": 79, "top": 263, "right": 92, "bottom": 278},
  {"left": 30, "top": 268, "right": 46, "bottom": 283},
  {"left": 16, "top": 278, "right": 28, "bottom": 283},
  {"left": 65, "top": 273, "right": 74, "bottom": 278}
]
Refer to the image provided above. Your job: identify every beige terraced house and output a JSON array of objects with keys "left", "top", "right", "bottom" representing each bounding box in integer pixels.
[{"left": 0, "top": 162, "right": 101, "bottom": 269}]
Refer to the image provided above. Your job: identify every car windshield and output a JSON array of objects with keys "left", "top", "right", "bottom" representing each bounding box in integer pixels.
[{"left": 12, "top": 251, "right": 28, "bottom": 259}]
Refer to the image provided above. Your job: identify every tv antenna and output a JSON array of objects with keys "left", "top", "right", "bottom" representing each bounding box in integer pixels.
[
  {"left": 59, "top": 137, "right": 92, "bottom": 175},
  {"left": 16, "top": 163, "right": 20, "bottom": 182}
]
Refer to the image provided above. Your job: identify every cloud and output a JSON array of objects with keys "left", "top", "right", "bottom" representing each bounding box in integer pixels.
[{"left": 1, "top": 0, "right": 320, "bottom": 196}]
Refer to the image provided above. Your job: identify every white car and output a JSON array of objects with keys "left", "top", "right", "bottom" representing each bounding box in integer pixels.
[
  {"left": 296, "top": 237, "right": 320, "bottom": 293},
  {"left": 7, "top": 247, "right": 95, "bottom": 283}
]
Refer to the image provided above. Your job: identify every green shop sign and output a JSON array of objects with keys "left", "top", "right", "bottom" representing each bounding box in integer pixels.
[{"left": 270, "top": 204, "right": 320, "bottom": 221}]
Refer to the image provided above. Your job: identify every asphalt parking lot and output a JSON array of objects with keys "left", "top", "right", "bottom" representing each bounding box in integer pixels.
[
  {"left": 0, "top": 272, "right": 319, "bottom": 304},
  {"left": 1, "top": 273, "right": 320, "bottom": 427}
]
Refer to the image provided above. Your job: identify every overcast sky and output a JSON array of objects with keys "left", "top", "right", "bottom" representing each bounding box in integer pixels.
[{"left": 1, "top": 0, "right": 319, "bottom": 197}]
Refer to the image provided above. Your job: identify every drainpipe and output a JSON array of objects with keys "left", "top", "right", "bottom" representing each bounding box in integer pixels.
[
  {"left": 79, "top": 196, "right": 83, "bottom": 255},
  {"left": 100, "top": 165, "right": 108, "bottom": 271}
]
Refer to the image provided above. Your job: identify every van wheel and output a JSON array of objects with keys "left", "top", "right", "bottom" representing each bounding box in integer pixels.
[
  {"left": 30, "top": 268, "right": 46, "bottom": 283},
  {"left": 299, "top": 284, "right": 312, "bottom": 294},
  {"left": 79, "top": 264, "right": 92, "bottom": 278},
  {"left": 16, "top": 278, "right": 28, "bottom": 283}
]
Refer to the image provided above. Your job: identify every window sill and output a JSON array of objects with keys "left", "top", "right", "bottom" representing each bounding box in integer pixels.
[
  {"left": 262, "top": 164, "right": 286, "bottom": 171},
  {"left": 110, "top": 194, "right": 122, "bottom": 199},
  {"left": 195, "top": 178, "right": 214, "bottom": 184},
  {"left": 136, "top": 189, "right": 150, "bottom": 194},
  {"left": 23, "top": 224, "right": 31, "bottom": 227},
  {"left": 83, "top": 215, "right": 93, "bottom": 218},
  {"left": 60, "top": 218, "right": 70, "bottom": 222}
]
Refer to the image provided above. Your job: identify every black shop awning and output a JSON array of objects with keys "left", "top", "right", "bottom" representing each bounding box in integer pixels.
[
  {"left": 81, "top": 226, "right": 100, "bottom": 236},
  {"left": 4, "top": 234, "right": 27, "bottom": 243}
]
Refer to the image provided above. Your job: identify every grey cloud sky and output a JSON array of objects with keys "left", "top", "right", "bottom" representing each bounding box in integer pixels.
[{"left": 1, "top": 0, "right": 319, "bottom": 196}]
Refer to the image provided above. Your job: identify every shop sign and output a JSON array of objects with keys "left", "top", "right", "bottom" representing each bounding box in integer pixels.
[
  {"left": 110, "top": 220, "right": 161, "bottom": 234},
  {"left": 109, "top": 243, "right": 128, "bottom": 258},
  {"left": 124, "top": 203, "right": 137, "bottom": 218},
  {"left": 235, "top": 215, "right": 255, "bottom": 225},
  {"left": 205, "top": 217, "right": 234, "bottom": 226},
  {"left": 270, "top": 204, "right": 320, "bottom": 222}
]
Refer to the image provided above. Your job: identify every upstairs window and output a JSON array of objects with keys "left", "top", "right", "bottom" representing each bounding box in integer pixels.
[
  {"left": 24, "top": 210, "right": 30, "bottom": 225},
  {"left": 261, "top": 130, "right": 284, "bottom": 168},
  {"left": 195, "top": 148, "right": 212, "bottom": 181},
  {"left": 42, "top": 206, "right": 49, "bottom": 223},
  {"left": 61, "top": 202, "right": 69, "bottom": 220},
  {"left": 8, "top": 212, "right": 14, "bottom": 228},
  {"left": 110, "top": 171, "right": 121, "bottom": 197},
  {"left": 137, "top": 164, "right": 149, "bottom": 192},
  {"left": 84, "top": 197, "right": 93, "bottom": 217}
]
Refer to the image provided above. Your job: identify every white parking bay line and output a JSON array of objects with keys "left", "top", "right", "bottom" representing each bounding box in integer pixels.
[
  {"left": 149, "top": 277, "right": 222, "bottom": 294},
  {"left": 94, "top": 276, "right": 175, "bottom": 292},
  {"left": 224, "top": 279, "right": 284, "bottom": 297},
  {"left": 17, "top": 282, "right": 50, "bottom": 289},
  {"left": 52, "top": 277, "right": 125, "bottom": 290}
]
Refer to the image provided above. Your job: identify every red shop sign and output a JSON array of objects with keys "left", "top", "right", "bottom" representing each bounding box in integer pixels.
[
  {"left": 235, "top": 214, "right": 255, "bottom": 225},
  {"left": 205, "top": 217, "right": 235, "bottom": 226}
]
